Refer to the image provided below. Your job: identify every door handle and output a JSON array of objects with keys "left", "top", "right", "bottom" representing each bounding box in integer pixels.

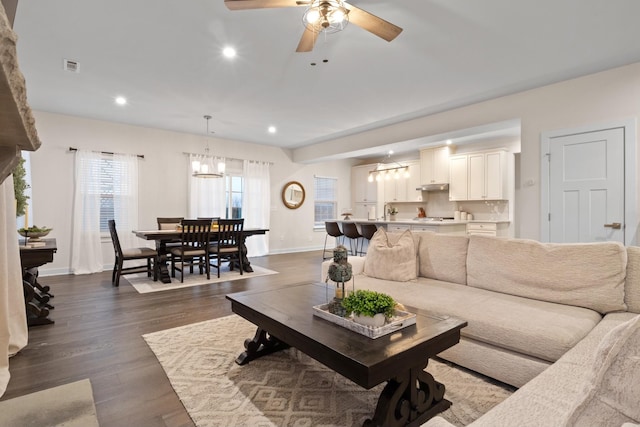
[{"left": 604, "top": 222, "right": 622, "bottom": 229}]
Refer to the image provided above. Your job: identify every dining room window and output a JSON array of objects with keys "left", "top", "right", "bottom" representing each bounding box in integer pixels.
[
  {"left": 98, "top": 157, "right": 128, "bottom": 232},
  {"left": 314, "top": 176, "right": 337, "bottom": 228},
  {"left": 225, "top": 174, "right": 243, "bottom": 219},
  {"left": 72, "top": 149, "right": 139, "bottom": 274}
]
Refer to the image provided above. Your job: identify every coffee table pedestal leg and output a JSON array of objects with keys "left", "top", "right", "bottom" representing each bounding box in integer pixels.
[
  {"left": 364, "top": 360, "right": 450, "bottom": 427},
  {"left": 235, "top": 327, "right": 289, "bottom": 365}
]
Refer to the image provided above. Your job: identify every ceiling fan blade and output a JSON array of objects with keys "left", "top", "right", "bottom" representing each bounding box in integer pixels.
[
  {"left": 296, "top": 27, "right": 318, "bottom": 52},
  {"left": 224, "top": 0, "right": 302, "bottom": 10},
  {"left": 343, "top": 2, "right": 403, "bottom": 42}
]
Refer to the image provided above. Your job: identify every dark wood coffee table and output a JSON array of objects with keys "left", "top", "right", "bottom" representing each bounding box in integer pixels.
[{"left": 226, "top": 282, "right": 467, "bottom": 427}]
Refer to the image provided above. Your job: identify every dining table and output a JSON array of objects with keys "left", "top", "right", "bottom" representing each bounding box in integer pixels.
[{"left": 133, "top": 227, "right": 269, "bottom": 284}]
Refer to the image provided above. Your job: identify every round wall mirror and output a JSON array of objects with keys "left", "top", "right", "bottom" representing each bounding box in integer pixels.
[{"left": 282, "top": 181, "right": 305, "bottom": 209}]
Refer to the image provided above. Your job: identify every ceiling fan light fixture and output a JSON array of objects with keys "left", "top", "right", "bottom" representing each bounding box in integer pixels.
[
  {"left": 303, "top": 0, "right": 349, "bottom": 34},
  {"left": 329, "top": 9, "right": 345, "bottom": 24},
  {"left": 304, "top": 9, "right": 320, "bottom": 24}
]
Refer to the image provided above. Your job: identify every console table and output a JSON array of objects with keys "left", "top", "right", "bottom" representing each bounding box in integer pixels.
[{"left": 19, "top": 238, "right": 57, "bottom": 326}]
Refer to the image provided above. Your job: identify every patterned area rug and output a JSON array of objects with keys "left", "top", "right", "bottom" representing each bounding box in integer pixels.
[
  {"left": 144, "top": 315, "right": 515, "bottom": 427},
  {"left": 124, "top": 265, "right": 278, "bottom": 293},
  {"left": 0, "top": 379, "right": 99, "bottom": 427}
]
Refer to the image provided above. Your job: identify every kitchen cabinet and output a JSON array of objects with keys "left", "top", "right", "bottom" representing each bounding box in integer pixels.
[
  {"left": 383, "top": 176, "right": 407, "bottom": 203},
  {"left": 467, "top": 222, "right": 509, "bottom": 237},
  {"left": 449, "top": 150, "right": 507, "bottom": 201},
  {"left": 352, "top": 164, "right": 378, "bottom": 203},
  {"left": 420, "top": 146, "right": 454, "bottom": 185},
  {"left": 406, "top": 161, "right": 423, "bottom": 201},
  {"left": 383, "top": 160, "right": 422, "bottom": 202},
  {"left": 448, "top": 155, "right": 468, "bottom": 201},
  {"left": 386, "top": 224, "right": 411, "bottom": 232}
]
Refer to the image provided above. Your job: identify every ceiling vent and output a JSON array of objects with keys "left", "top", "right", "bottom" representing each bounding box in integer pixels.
[{"left": 63, "top": 59, "right": 79, "bottom": 73}]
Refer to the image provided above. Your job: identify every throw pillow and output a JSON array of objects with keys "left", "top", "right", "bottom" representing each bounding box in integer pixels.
[
  {"left": 418, "top": 232, "right": 469, "bottom": 285},
  {"left": 565, "top": 314, "right": 640, "bottom": 426},
  {"left": 363, "top": 228, "right": 417, "bottom": 282}
]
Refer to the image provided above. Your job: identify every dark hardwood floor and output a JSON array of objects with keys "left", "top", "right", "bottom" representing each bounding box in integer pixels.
[{"left": 2, "top": 251, "right": 324, "bottom": 427}]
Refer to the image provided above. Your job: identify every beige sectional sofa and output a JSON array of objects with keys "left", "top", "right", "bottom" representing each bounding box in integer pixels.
[{"left": 321, "top": 229, "right": 640, "bottom": 426}]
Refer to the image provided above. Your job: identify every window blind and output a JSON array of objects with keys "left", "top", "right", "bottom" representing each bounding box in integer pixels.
[{"left": 314, "top": 176, "right": 337, "bottom": 227}]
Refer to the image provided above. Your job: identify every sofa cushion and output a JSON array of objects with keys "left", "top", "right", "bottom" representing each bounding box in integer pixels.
[
  {"left": 352, "top": 274, "right": 601, "bottom": 362},
  {"left": 429, "top": 313, "right": 637, "bottom": 427},
  {"left": 466, "top": 236, "right": 627, "bottom": 314},
  {"left": 565, "top": 314, "right": 640, "bottom": 426},
  {"left": 624, "top": 246, "right": 640, "bottom": 313},
  {"left": 417, "top": 232, "right": 469, "bottom": 285},
  {"left": 363, "top": 228, "right": 417, "bottom": 282}
]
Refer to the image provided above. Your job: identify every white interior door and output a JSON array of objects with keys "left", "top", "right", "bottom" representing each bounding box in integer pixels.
[{"left": 548, "top": 128, "right": 625, "bottom": 243}]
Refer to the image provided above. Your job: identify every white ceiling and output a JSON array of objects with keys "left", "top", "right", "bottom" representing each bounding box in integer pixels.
[{"left": 12, "top": 0, "right": 640, "bottom": 156}]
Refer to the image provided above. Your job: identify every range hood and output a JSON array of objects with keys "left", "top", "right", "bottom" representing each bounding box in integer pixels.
[{"left": 417, "top": 183, "right": 449, "bottom": 191}]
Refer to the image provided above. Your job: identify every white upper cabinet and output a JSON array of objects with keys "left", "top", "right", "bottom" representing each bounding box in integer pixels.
[
  {"left": 384, "top": 177, "right": 407, "bottom": 203},
  {"left": 420, "top": 146, "right": 454, "bottom": 184},
  {"left": 449, "top": 150, "right": 507, "bottom": 201},
  {"left": 448, "top": 155, "right": 468, "bottom": 201},
  {"left": 406, "top": 161, "right": 423, "bottom": 201},
  {"left": 484, "top": 151, "right": 507, "bottom": 200},
  {"left": 352, "top": 164, "right": 378, "bottom": 203},
  {"left": 382, "top": 160, "right": 422, "bottom": 202}
]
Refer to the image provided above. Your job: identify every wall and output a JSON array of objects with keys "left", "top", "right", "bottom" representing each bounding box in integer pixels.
[
  {"left": 28, "top": 111, "right": 353, "bottom": 275},
  {"left": 293, "top": 62, "right": 640, "bottom": 241}
]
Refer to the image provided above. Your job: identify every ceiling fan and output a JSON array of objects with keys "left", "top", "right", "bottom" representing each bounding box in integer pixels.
[{"left": 224, "top": 0, "right": 403, "bottom": 52}]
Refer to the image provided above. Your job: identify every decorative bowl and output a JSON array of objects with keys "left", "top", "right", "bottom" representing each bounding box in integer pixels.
[{"left": 18, "top": 228, "right": 52, "bottom": 240}]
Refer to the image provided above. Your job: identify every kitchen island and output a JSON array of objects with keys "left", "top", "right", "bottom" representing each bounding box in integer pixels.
[{"left": 333, "top": 218, "right": 510, "bottom": 237}]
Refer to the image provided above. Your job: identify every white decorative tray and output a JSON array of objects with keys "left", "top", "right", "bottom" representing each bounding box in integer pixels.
[{"left": 312, "top": 303, "right": 417, "bottom": 339}]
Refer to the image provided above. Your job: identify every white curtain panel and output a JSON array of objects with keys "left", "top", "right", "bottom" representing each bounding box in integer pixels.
[
  {"left": 112, "top": 153, "right": 139, "bottom": 250},
  {"left": 242, "top": 160, "right": 270, "bottom": 256},
  {"left": 188, "top": 154, "right": 226, "bottom": 219},
  {"left": 71, "top": 150, "right": 104, "bottom": 274},
  {"left": 0, "top": 175, "right": 28, "bottom": 397}
]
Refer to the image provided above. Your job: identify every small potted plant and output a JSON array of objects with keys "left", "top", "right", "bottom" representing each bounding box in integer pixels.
[
  {"left": 18, "top": 225, "right": 53, "bottom": 241},
  {"left": 387, "top": 205, "right": 398, "bottom": 221},
  {"left": 341, "top": 289, "right": 396, "bottom": 327}
]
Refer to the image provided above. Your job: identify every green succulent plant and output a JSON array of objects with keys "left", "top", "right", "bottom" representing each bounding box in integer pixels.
[{"left": 341, "top": 290, "right": 396, "bottom": 318}]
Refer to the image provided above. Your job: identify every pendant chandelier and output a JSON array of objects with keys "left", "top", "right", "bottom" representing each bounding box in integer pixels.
[
  {"left": 192, "top": 115, "right": 225, "bottom": 178},
  {"left": 303, "top": 0, "right": 349, "bottom": 34},
  {"left": 368, "top": 151, "right": 410, "bottom": 182}
]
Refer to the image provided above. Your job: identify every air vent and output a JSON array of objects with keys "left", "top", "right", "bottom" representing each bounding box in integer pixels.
[{"left": 63, "top": 59, "right": 79, "bottom": 73}]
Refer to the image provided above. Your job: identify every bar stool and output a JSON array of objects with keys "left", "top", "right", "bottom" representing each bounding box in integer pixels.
[
  {"left": 358, "top": 223, "right": 378, "bottom": 256},
  {"left": 323, "top": 221, "right": 344, "bottom": 260},
  {"left": 342, "top": 222, "right": 362, "bottom": 256}
]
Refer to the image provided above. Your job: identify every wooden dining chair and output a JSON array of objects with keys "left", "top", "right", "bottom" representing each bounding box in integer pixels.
[
  {"left": 108, "top": 220, "right": 158, "bottom": 287},
  {"left": 170, "top": 219, "right": 212, "bottom": 283},
  {"left": 210, "top": 218, "right": 244, "bottom": 278},
  {"left": 157, "top": 217, "right": 184, "bottom": 230},
  {"left": 157, "top": 217, "right": 184, "bottom": 260}
]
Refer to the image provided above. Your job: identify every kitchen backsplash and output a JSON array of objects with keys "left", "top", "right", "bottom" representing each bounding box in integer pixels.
[{"left": 387, "top": 190, "right": 510, "bottom": 221}]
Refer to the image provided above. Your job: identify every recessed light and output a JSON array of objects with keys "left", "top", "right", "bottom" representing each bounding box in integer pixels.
[
  {"left": 115, "top": 96, "right": 127, "bottom": 106},
  {"left": 268, "top": 126, "right": 277, "bottom": 134},
  {"left": 222, "top": 47, "right": 236, "bottom": 58},
  {"left": 446, "top": 139, "right": 452, "bottom": 145}
]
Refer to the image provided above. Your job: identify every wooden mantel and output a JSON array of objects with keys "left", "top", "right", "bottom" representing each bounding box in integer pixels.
[{"left": 0, "top": 0, "right": 40, "bottom": 185}]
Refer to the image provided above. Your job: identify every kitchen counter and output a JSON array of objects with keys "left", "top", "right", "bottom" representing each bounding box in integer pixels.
[
  {"left": 333, "top": 218, "right": 511, "bottom": 237},
  {"left": 335, "top": 218, "right": 510, "bottom": 226}
]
